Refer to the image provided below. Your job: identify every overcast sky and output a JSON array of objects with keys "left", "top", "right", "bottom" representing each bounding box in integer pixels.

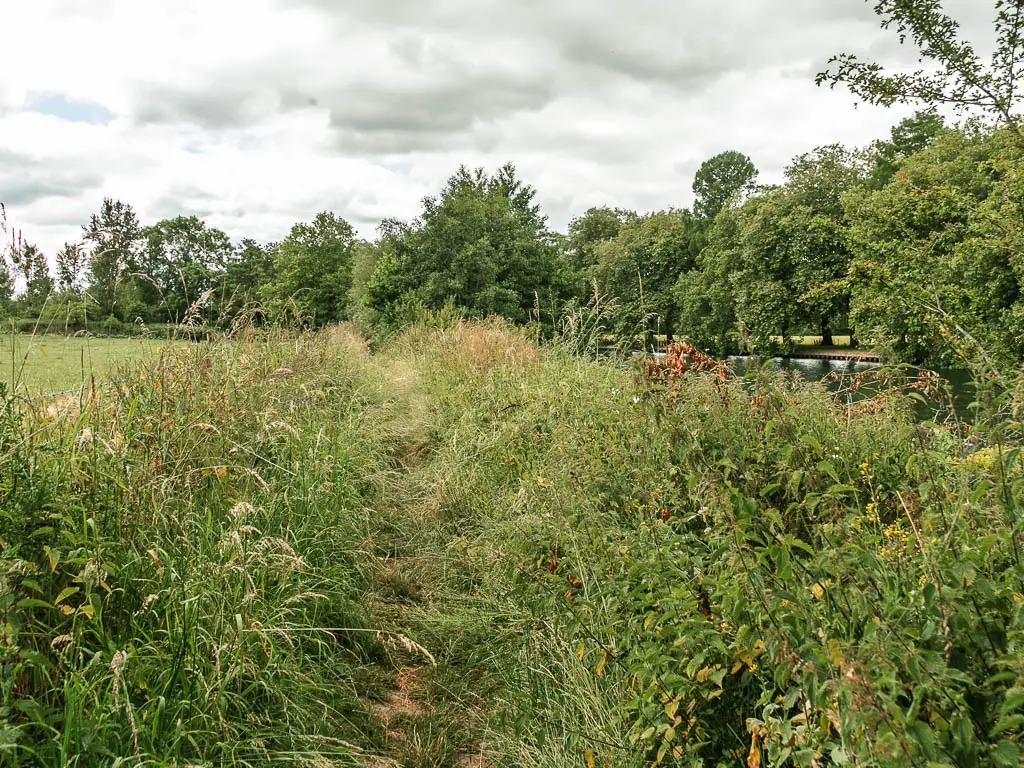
[{"left": 0, "top": 0, "right": 990, "bottom": 257}]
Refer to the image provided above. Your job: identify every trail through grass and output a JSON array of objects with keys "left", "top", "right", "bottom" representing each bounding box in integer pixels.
[
  {"left": 357, "top": 354, "right": 490, "bottom": 767},
  {"left": 354, "top": 323, "right": 643, "bottom": 768},
  {"left": 5, "top": 321, "right": 1024, "bottom": 767}
]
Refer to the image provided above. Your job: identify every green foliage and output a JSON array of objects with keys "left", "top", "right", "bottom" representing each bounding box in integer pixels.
[
  {"left": 565, "top": 207, "right": 636, "bottom": 299},
  {"left": 592, "top": 210, "right": 698, "bottom": 341},
  {"left": 0, "top": 328, "right": 392, "bottom": 764},
  {"left": 390, "top": 321, "right": 1024, "bottom": 767},
  {"left": 260, "top": 212, "right": 357, "bottom": 325},
  {"left": 83, "top": 198, "right": 143, "bottom": 320},
  {"left": 11, "top": 244, "right": 54, "bottom": 316},
  {"left": 844, "top": 124, "right": 1024, "bottom": 367},
  {"left": 692, "top": 151, "right": 759, "bottom": 222},
  {"left": 34, "top": 291, "right": 94, "bottom": 333},
  {"left": 567, "top": 207, "right": 635, "bottom": 271},
  {"left": 0, "top": 262, "right": 12, "bottom": 316},
  {"left": 138, "top": 216, "right": 233, "bottom": 323},
  {"left": 5, "top": 320, "right": 1024, "bottom": 766},
  {"left": 868, "top": 109, "right": 947, "bottom": 189},
  {"left": 818, "top": 0, "right": 1024, "bottom": 146},
  {"left": 0, "top": 208, "right": 18, "bottom": 315},
  {"left": 678, "top": 146, "right": 865, "bottom": 354},
  {"left": 54, "top": 242, "right": 86, "bottom": 294},
  {"left": 346, "top": 240, "right": 384, "bottom": 333},
  {"left": 366, "top": 164, "right": 566, "bottom": 327}
]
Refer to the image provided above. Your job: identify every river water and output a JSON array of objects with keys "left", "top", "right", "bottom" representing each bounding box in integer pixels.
[{"left": 726, "top": 356, "right": 976, "bottom": 421}]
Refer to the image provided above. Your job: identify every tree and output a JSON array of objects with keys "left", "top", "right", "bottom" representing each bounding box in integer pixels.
[
  {"left": 566, "top": 207, "right": 634, "bottom": 271},
  {"left": 367, "top": 164, "right": 564, "bottom": 326},
  {"left": 220, "top": 238, "right": 275, "bottom": 320},
  {"left": 83, "top": 198, "right": 142, "bottom": 319},
  {"left": 55, "top": 242, "right": 87, "bottom": 293},
  {"left": 14, "top": 244, "right": 54, "bottom": 312},
  {"left": 692, "top": 151, "right": 759, "bottom": 221},
  {"left": 867, "top": 109, "right": 947, "bottom": 188},
  {"left": 818, "top": 0, "right": 1024, "bottom": 146},
  {"left": 346, "top": 240, "right": 383, "bottom": 330},
  {"left": 0, "top": 204, "right": 20, "bottom": 315},
  {"left": 728, "top": 192, "right": 808, "bottom": 352},
  {"left": 675, "top": 206, "right": 744, "bottom": 356},
  {"left": 0, "top": 256, "right": 12, "bottom": 313},
  {"left": 676, "top": 145, "right": 866, "bottom": 354},
  {"left": 563, "top": 206, "right": 636, "bottom": 301},
  {"left": 140, "top": 216, "right": 232, "bottom": 323},
  {"left": 261, "top": 212, "right": 356, "bottom": 324},
  {"left": 819, "top": 1, "right": 1024, "bottom": 367},
  {"left": 845, "top": 124, "right": 1024, "bottom": 366},
  {"left": 592, "top": 209, "right": 697, "bottom": 342},
  {"left": 782, "top": 145, "right": 868, "bottom": 345}
]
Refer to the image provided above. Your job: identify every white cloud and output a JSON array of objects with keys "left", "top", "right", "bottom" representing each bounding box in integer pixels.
[{"left": 0, "top": 0, "right": 1000, "bottom": 259}]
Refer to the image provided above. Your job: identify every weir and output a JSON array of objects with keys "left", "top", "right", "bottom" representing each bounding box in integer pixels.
[{"left": 791, "top": 350, "right": 881, "bottom": 363}]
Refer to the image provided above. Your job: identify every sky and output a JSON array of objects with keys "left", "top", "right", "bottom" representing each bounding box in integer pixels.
[{"left": 0, "top": 0, "right": 991, "bottom": 258}]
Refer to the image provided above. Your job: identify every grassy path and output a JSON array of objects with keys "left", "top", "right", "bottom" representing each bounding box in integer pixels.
[
  {"left": 353, "top": 325, "right": 642, "bottom": 768},
  {"left": 360, "top": 358, "right": 489, "bottom": 767},
  {"left": 12, "top": 322, "right": 1006, "bottom": 765}
]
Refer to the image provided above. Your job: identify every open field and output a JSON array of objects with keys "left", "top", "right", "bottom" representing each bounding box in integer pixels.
[
  {"left": 2, "top": 321, "right": 1021, "bottom": 766},
  {"left": 773, "top": 334, "right": 855, "bottom": 348},
  {"left": 0, "top": 335, "right": 165, "bottom": 395}
]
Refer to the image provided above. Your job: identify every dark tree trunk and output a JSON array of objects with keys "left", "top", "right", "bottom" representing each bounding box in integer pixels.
[{"left": 820, "top": 321, "right": 834, "bottom": 347}]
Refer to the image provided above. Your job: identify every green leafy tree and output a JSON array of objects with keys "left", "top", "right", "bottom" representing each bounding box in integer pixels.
[
  {"left": 261, "top": 212, "right": 356, "bottom": 325},
  {"left": 868, "top": 109, "right": 947, "bottom": 188},
  {"left": 784, "top": 145, "right": 868, "bottom": 345},
  {"left": 818, "top": 0, "right": 1024, "bottom": 146},
  {"left": 727, "top": 192, "right": 807, "bottom": 352},
  {"left": 140, "top": 216, "right": 233, "bottom": 323},
  {"left": 566, "top": 206, "right": 634, "bottom": 271},
  {"left": 0, "top": 256, "right": 12, "bottom": 315},
  {"left": 0, "top": 204, "right": 20, "bottom": 316},
  {"left": 367, "top": 164, "right": 564, "bottom": 326},
  {"left": 83, "top": 198, "right": 142, "bottom": 319},
  {"left": 678, "top": 146, "right": 865, "bottom": 353},
  {"left": 820, "top": 1, "right": 1024, "bottom": 367},
  {"left": 564, "top": 206, "right": 636, "bottom": 301},
  {"left": 845, "top": 124, "right": 1024, "bottom": 366},
  {"left": 592, "top": 209, "right": 697, "bottom": 342},
  {"left": 346, "top": 240, "right": 383, "bottom": 331},
  {"left": 675, "top": 206, "right": 744, "bottom": 355},
  {"left": 220, "top": 238, "right": 275, "bottom": 320},
  {"left": 692, "top": 151, "right": 759, "bottom": 221},
  {"left": 14, "top": 244, "right": 54, "bottom": 313},
  {"left": 55, "top": 242, "right": 87, "bottom": 293}
]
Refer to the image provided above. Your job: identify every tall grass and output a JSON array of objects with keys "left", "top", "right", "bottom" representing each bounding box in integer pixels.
[
  {"left": 1, "top": 326, "right": 394, "bottom": 766},
  {"left": 5, "top": 319, "right": 1023, "bottom": 767},
  {"left": 373, "top": 320, "right": 1024, "bottom": 767}
]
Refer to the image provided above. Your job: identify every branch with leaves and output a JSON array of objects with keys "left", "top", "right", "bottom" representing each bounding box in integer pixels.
[{"left": 818, "top": 0, "right": 1024, "bottom": 145}]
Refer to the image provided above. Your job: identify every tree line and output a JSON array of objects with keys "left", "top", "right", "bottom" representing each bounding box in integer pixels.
[
  {"left": 0, "top": 112, "right": 1016, "bottom": 367},
  {"left": 4, "top": 0, "right": 1024, "bottom": 368}
]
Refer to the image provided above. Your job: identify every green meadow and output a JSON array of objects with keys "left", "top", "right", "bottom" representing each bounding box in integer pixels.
[{"left": 0, "top": 335, "right": 165, "bottom": 395}]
